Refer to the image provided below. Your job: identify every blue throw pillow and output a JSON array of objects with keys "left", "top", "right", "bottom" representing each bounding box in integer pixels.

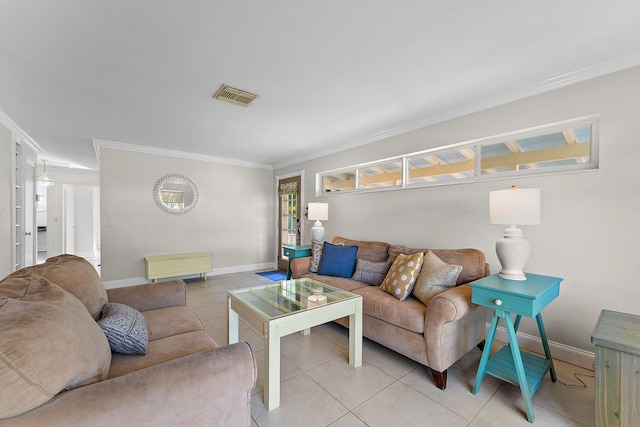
[{"left": 317, "top": 242, "right": 359, "bottom": 278}]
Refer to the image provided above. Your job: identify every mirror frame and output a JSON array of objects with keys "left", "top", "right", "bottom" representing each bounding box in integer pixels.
[{"left": 153, "top": 174, "right": 199, "bottom": 215}]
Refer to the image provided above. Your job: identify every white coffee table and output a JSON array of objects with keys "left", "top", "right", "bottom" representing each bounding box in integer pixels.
[{"left": 227, "top": 278, "right": 363, "bottom": 410}]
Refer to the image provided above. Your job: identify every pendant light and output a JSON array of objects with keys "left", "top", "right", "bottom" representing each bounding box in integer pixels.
[{"left": 38, "top": 160, "right": 54, "bottom": 187}]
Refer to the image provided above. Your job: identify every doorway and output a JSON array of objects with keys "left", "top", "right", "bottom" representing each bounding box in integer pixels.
[
  {"left": 63, "top": 184, "right": 101, "bottom": 271},
  {"left": 276, "top": 173, "right": 302, "bottom": 271}
]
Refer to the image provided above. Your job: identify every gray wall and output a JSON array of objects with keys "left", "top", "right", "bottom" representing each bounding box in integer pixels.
[
  {"left": 275, "top": 66, "right": 640, "bottom": 357},
  {"left": 100, "top": 147, "right": 275, "bottom": 283}
]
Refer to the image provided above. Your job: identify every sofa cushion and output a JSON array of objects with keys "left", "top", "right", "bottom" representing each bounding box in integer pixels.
[
  {"left": 318, "top": 242, "right": 359, "bottom": 278},
  {"left": 98, "top": 303, "right": 149, "bottom": 355},
  {"left": 0, "top": 272, "right": 111, "bottom": 419},
  {"left": 19, "top": 254, "right": 107, "bottom": 319},
  {"left": 302, "top": 273, "right": 368, "bottom": 292},
  {"left": 380, "top": 252, "right": 424, "bottom": 301},
  {"left": 412, "top": 251, "right": 463, "bottom": 306},
  {"left": 354, "top": 286, "right": 426, "bottom": 334},
  {"left": 142, "top": 305, "right": 206, "bottom": 342},
  {"left": 388, "top": 246, "right": 486, "bottom": 285},
  {"left": 352, "top": 259, "right": 391, "bottom": 286},
  {"left": 332, "top": 236, "right": 390, "bottom": 263},
  {"left": 107, "top": 330, "right": 218, "bottom": 379}
]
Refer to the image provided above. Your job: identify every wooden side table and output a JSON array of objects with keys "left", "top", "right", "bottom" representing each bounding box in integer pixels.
[
  {"left": 470, "top": 273, "right": 562, "bottom": 423},
  {"left": 282, "top": 244, "right": 311, "bottom": 279},
  {"left": 591, "top": 309, "right": 640, "bottom": 426}
]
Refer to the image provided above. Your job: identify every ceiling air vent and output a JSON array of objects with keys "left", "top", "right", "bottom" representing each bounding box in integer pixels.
[{"left": 213, "top": 84, "right": 259, "bottom": 107}]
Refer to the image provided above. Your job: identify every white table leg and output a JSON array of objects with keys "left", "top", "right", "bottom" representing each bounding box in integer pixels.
[
  {"left": 264, "top": 323, "right": 281, "bottom": 410},
  {"left": 349, "top": 299, "right": 363, "bottom": 367},
  {"left": 228, "top": 305, "right": 239, "bottom": 344}
]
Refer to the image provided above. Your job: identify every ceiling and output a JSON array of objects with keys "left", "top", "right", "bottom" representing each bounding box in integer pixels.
[{"left": 1, "top": 1, "right": 639, "bottom": 171}]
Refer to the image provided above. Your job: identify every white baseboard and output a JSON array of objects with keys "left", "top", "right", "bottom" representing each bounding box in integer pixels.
[
  {"left": 208, "top": 262, "right": 276, "bottom": 276},
  {"left": 490, "top": 324, "right": 595, "bottom": 371},
  {"left": 102, "top": 262, "right": 277, "bottom": 289}
]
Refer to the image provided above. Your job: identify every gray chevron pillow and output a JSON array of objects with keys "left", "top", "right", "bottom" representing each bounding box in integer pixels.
[{"left": 98, "top": 303, "right": 148, "bottom": 355}]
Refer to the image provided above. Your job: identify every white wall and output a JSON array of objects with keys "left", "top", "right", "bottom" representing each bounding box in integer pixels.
[
  {"left": 275, "top": 66, "right": 640, "bottom": 359},
  {"left": 70, "top": 185, "right": 99, "bottom": 256},
  {"left": 100, "top": 147, "right": 275, "bottom": 284}
]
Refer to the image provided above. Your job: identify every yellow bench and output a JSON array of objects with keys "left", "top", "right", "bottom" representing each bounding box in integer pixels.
[{"left": 144, "top": 252, "right": 212, "bottom": 282}]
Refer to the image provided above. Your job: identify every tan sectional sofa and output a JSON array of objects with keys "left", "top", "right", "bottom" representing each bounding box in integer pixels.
[
  {"left": 0, "top": 255, "right": 256, "bottom": 426},
  {"left": 291, "top": 236, "right": 490, "bottom": 390}
]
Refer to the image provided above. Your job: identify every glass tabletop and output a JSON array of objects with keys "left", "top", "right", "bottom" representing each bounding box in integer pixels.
[{"left": 228, "top": 278, "right": 358, "bottom": 320}]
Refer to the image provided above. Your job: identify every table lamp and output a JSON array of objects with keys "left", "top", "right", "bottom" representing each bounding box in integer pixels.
[
  {"left": 489, "top": 186, "right": 540, "bottom": 280},
  {"left": 307, "top": 202, "right": 328, "bottom": 241}
]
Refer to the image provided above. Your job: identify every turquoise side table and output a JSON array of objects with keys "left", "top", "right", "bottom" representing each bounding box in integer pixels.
[
  {"left": 282, "top": 245, "right": 312, "bottom": 279},
  {"left": 470, "top": 273, "right": 562, "bottom": 423}
]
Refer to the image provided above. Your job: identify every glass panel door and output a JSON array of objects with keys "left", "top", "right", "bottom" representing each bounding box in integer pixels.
[{"left": 277, "top": 176, "right": 301, "bottom": 271}]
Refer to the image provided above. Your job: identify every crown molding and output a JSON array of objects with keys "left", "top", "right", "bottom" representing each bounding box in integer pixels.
[
  {"left": 274, "top": 49, "right": 640, "bottom": 170},
  {"left": 93, "top": 138, "right": 273, "bottom": 170},
  {"left": 0, "top": 108, "right": 43, "bottom": 154}
]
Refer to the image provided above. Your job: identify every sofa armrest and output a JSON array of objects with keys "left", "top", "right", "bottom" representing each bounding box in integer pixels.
[
  {"left": 425, "top": 283, "right": 476, "bottom": 324},
  {"left": 290, "top": 256, "right": 311, "bottom": 278},
  {"left": 424, "top": 284, "right": 489, "bottom": 372},
  {"left": 106, "top": 280, "right": 186, "bottom": 311},
  {"left": 0, "top": 343, "right": 257, "bottom": 427}
]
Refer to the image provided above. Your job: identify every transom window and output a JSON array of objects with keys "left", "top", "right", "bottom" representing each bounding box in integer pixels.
[{"left": 317, "top": 115, "right": 598, "bottom": 196}]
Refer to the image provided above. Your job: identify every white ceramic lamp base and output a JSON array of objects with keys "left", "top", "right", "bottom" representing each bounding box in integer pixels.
[
  {"left": 496, "top": 226, "right": 531, "bottom": 281},
  {"left": 311, "top": 221, "right": 325, "bottom": 241}
]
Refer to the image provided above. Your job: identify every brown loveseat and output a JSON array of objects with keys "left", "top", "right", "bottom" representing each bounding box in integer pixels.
[
  {"left": 291, "top": 236, "right": 489, "bottom": 390},
  {"left": 0, "top": 255, "right": 256, "bottom": 426}
]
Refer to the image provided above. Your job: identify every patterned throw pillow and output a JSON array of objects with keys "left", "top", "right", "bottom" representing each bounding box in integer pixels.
[
  {"left": 380, "top": 252, "right": 424, "bottom": 301},
  {"left": 412, "top": 251, "right": 463, "bottom": 306},
  {"left": 98, "top": 303, "right": 149, "bottom": 355},
  {"left": 310, "top": 239, "right": 345, "bottom": 273},
  {"left": 309, "top": 240, "right": 324, "bottom": 273},
  {"left": 352, "top": 259, "right": 391, "bottom": 286}
]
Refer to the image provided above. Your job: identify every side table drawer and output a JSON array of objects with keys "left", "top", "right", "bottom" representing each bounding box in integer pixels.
[
  {"left": 282, "top": 246, "right": 311, "bottom": 259},
  {"left": 472, "top": 288, "right": 534, "bottom": 316},
  {"left": 283, "top": 247, "right": 297, "bottom": 258}
]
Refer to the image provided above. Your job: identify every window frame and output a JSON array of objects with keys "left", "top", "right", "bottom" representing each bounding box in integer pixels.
[{"left": 316, "top": 115, "right": 599, "bottom": 196}]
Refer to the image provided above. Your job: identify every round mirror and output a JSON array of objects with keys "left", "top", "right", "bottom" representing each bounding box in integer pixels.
[{"left": 153, "top": 174, "right": 199, "bottom": 215}]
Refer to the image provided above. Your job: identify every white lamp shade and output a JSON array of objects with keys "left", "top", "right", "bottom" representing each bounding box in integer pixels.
[
  {"left": 307, "top": 203, "right": 328, "bottom": 221},
  {"left": 490, "top": 187, "right": 540, "bottom": 281},
  {"left": 490, "top": 188, "right": 540, "bottom": 226}
]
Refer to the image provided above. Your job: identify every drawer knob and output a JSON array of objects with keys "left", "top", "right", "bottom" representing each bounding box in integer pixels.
[{"left": 494, "top": 299, "right": 503, "bottom": 306}]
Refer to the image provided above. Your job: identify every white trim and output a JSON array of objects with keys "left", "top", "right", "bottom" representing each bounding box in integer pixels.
[
  {"left": 0, "top": 108, "right": 43, "bottom": 154},
  {"left": 102, "top": 262, "right": 276, "bottom": 289},
  {"left": 273, "top": 49, "right": 640, "bottom": 170},
  {"left": 93, "top": 138, "right": 273, "bottom": 170},
  {"left": 490, "top": 324, "right": 595, "bottom": 371}
]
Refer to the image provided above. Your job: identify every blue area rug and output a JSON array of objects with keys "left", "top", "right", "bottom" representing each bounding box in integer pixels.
[{"left": 256, "top": 270, "right": 287, "bottom": 281}]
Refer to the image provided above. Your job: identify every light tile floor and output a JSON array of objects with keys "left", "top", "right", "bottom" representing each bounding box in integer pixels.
[{"left": 186, "top": 271, "right": 595, "bottom": 427}]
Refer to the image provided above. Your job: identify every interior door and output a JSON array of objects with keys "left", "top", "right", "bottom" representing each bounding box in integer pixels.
[
  {"left": 277, "top": 175, "right": 301, "bottom": 271},
  {"left": 23, "top": 161, "right": 36, "bottom": 266},
  {"left": 12, "top": 140, "right": 24, "bottom": 270},
  {"left": 63, "top": 184, "right": 75, "bottom": 254}
]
